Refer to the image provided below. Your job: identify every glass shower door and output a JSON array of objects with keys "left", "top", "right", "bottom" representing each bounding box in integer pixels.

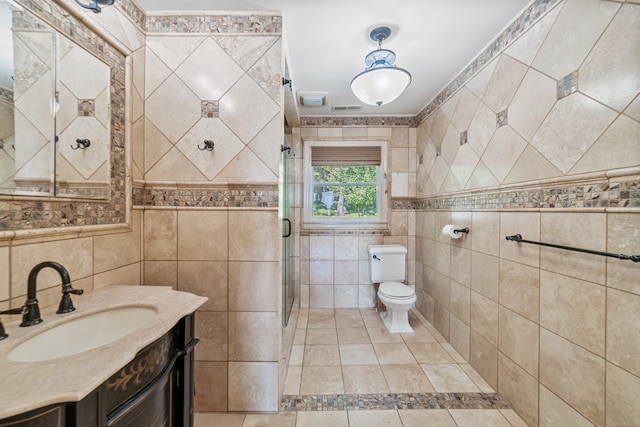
[{"left": 281, "top": 140, "right": 294, "bottom": 326}]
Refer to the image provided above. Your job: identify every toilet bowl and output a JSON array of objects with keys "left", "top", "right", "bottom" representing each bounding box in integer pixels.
[{"left": 377, "top": 281, "right": 416, "bottom": 333}]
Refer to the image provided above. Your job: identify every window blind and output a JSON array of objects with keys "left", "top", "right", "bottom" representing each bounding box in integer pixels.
[{"left": 311, "top": 146, "right": 382, "bottom": 166}]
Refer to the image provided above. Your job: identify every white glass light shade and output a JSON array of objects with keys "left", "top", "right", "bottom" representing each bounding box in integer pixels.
[{"left": 351, "top": 66, "right": 411, "bottom": 106}]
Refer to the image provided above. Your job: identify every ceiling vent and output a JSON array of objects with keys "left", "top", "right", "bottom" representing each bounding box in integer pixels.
[
  {"left": 331, "top": 105, "right": 363, "bottom": 112},
  {"left": 298, "top": 91, "right": 328, "bottom": 107}
]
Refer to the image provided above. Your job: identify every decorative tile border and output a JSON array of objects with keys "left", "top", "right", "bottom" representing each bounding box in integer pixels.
[
  {"left": 300, "top": 228, "right": 390, "bottom": 236},
  {"left": 392, "top": 179, "right": 640, "bottom": 211},
  {"left": 300, "top": 0, "right": 561, "bottom": 128},
  {"left": 132, "top": 183, "right": 278, "bottom": 208},
  {"left": 281, "top": 393, "right": 510, "bottom": 411},
  {"left": 300, "top": 116, "right": 415, "bottom": 128},
  {"left": 145, "top": 14, "right": 282, "bottom": 34},
  {"left": 0, "top": 0, "right": 127, "bottom": 233},
  {"left": 114, "top": 0, "right": 146, "bottom": 30}
]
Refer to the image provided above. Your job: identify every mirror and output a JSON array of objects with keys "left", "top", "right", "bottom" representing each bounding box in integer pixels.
[{"left": 0, "top": 0, "right": 110, "bottom": 199}]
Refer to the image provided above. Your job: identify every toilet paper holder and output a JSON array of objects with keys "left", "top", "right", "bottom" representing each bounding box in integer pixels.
[{"left": 453, "top": 227, "right": 469, "bottom": 235}]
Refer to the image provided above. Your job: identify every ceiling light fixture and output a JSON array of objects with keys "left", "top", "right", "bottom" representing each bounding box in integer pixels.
[
  {"left": 74, "top": 0, "right": 115, "bottom": 13},
  {"left": 350, "top": 26, "right": 412, "bottom": 107}
]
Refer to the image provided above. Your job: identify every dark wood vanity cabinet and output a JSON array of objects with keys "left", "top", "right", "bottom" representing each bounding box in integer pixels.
[{"left": 0, "top": 314, "right": 198, "bottom": 427}]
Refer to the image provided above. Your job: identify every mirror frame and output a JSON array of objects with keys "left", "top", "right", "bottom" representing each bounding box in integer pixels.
[{"left": 0, "top": 0, "right": 128, "bottom": 239}]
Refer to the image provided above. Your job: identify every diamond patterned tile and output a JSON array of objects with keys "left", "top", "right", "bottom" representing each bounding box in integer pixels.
[
  {"left": 12, "top": 33, "right": 53, "bottom": 98},
  {"left": 214, "top": 147, "right": 278, "bottom": 183},
  {"left": 509, "top": 69, "right": 556, "bottom": 140},
  {"left": 247, "top": 115, "right": 283, "bottom": 176},
  {"left": 481, "top": 126, "right": 527, "bottom": 183},
  {"left": 60, "top": 45, "right": 109, "bottom": 99},
  {"left": 146, "top": 36, "right": 206, "bottom": 71},
  {"left": 579, "top": 4, "right": 640, "bottom": 112},
  {"left": 450, "top": 144, "right": 480, "bottom": 188},
  {"left": 58, "top": 117, "right": 109, "bottom": 179},
  {"left": 144, "top": 47, "right": 172, "bottom": 99},
  {"left": 219, "top": 74, "right": 279, "bottom": 143},
  {"left": 176, "top": 38, "right": 244, "bottom": 100},
  {"left": 217, "top": 36, "right": 279, "bottom": 71},
  {"left": 176, "top": 118, "right": 246, "bottom": 180},
  {"left": 247, "top": 41, "right": 282, "bottom": 102},
  {"left": 530, "top": 93, "right": 617, "bottom": 174},
  {"left": 482, "top": 55, "right": 527, "bottom": 114},
  {"left": 504, "top": 4, "right": 561, "bottom": 67},
  {"left": 146, "top": 74, "right": 201, "bottom": 142}
]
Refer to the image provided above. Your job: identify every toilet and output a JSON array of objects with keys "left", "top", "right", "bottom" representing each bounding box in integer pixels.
[{"left": 367, "top": 244, "right": 416, "bottom": 333}]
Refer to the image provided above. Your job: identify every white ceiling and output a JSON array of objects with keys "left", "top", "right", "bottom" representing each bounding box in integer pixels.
[{"left": 135, "top": 0, "right": 532, "bottom": 118}]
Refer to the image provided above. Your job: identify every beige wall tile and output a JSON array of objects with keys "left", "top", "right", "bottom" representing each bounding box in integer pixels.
[
  {"left": 433, "top": 272, "right": 450, "bottom": 309},
  {"left": 497, "top": 353, "right": 539, "bottom": 427},
  {"left": 449, "top": 314, "right": 470, "bottom": 361},
  {"left": 540, "top": 329, "right": 605, "bottom": 425},
  {"left": 508, "top": 69, "right": 557, "bottom": 141},
  {"left": 499, "top": 307, "right": 539, "bottom": 378},
  {"left": 540, "top": 271, "right": 605, "bottom": 356},
  {"left": 229, "top": 311, "right": 278, "bottom": 362},
  {"left": 310, "top": 235, "right": 333, "bottom": 260},
  {"left": 607, "top": 288, "right": 640, "bottom": 377},
  {"left": 334, "top": 236, "right": 358, "bottom": 260},
  {"left": 144, "top": 260, "right": 177, "bottom": 288},
  {"left": 334, "top": 285, "right": 359, "bottom": 308},
  {"left": 434, "top": 242, "right": 450, "bottom": 275},
  {"left": 607, "top": 213, "right": 640, "bottom": 296},
  {"left": 178, "top": 211, "right": 228, "bottom": 261},
  {"left": 178, "top": 260, "right": 227, "bottom": 311},
  {"left": 450, "top": 280, "right": 470, "bottom": 324},
  {"left": 471, "top": 251, "right": 499, "bottom": 302},
  {"left": 471, "top": 291, "right": 498, "bottom": 346},
  {"left": 310, "top": 260, "right": 333, "bottom": 285},
  {"left": 606, "top": 362, "right": 640, "bottom": 426},
  {"left": 229, "top": 362, "right": 278, "bottom": 412},
  {"left": 94, "top": 215, "right": 141, "bottom": 274},
  {"left": 470, "top": 331, "right": 498, "bottom": 390},
  {"left": 532, "top": 0, "right": 619, "bottom": 80},
  {"left": 143, "top": 210, "right": 177, "bottom": 260},
  {"left": 195, "top": 311, "right": 228, "bottom": 362},
  {"left": 450, "top": 246, "right": 471, "bottom": 286},
  {"left": 229, "top": 261, "right": 278, "bottom": 312},
  {"left": 93, "top": 263, "right": 140, "bottom": 289},
  {"left": 500, "top": 212, "right": 540, "bottom": 268},
  {"left": 482, "top": 54, "right": 528, "bottom": 114},
  {"left": 499, "top": 259, "right": 539, "bottom": 322},
  {"left": 195, "top": 361, "right": 227, "bottom": 412},
  {"left": 11, "top": 237, "right": 94, "bottom": 298},
  {"left": 310, "top": 284, "right": 333, "bottom": 308},
  {"left": 540, "top": 213, "right": 606, "bottom": 285},
  {"left": 228, "top": 210, "right": 278, "bottom": 261},
  {"left": 539, "top": 385, "right": 595, "bottom": 427},
  {"left": 334, "top": 260, "right": 359, "bottom": 285},
  {"left": 434, "top": 302, "right": 450, "bottom": 340}
]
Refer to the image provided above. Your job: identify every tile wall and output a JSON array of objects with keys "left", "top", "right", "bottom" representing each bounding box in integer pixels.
[
  {"left": 412, "top": 1, "right": 640, "bottom": 426},
  {"left": 137, "top": 18, "right": 284, "bottom": 413}
]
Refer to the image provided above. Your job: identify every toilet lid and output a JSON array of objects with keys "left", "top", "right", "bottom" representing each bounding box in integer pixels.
[{"left": 379, "top": 282, "right": 415, "bottom": 299}]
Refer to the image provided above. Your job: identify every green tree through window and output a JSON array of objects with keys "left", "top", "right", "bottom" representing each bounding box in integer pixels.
[{"left": 312, "top": 165, "right": 378, "bottom": 218}]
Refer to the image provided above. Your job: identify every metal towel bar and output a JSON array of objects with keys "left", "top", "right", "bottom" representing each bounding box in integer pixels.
[{"left": 505, "top": 234, "right": 640, "bottom": 263}]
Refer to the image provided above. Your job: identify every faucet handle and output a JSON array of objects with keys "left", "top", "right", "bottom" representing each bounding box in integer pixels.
[
  {"left": 57, "top": 284, "right": 83, "bottom": 314},
  {"left": 0, "top": 308, "right": 24, "bottom": 340}
]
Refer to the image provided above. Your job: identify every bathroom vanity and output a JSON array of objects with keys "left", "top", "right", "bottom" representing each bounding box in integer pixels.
[{"left": 0, "top": 286, "right": 207, "bottom": 427}]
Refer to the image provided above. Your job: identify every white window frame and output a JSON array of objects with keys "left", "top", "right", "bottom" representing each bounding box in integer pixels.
[{"left": 303, "top": 140, "right": 388, "bottom": 228}]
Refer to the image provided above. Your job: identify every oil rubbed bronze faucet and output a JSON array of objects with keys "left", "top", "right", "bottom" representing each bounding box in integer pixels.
[{"left": 21, "top": 261, "right": 83, "bottom": 327}]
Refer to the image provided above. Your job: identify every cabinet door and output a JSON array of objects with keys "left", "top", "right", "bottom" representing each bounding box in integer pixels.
[
  {"left": 105, "top": 366, "right": 174, "bottom": 427},
  {"left": 0, "top": 406, "right": 63, "bottom": 427}
]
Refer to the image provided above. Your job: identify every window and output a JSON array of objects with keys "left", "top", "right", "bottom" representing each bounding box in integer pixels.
[{"left": 303, "top": 141, "right": 387, "bottom": 226}]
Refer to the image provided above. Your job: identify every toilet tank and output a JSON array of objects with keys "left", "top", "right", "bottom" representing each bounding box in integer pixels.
[{"left": 367, "top": 245, "right": 407, "bottom": 283}]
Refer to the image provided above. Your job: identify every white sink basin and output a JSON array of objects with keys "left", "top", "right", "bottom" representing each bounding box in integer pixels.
[{"left": 8, "top": 306, "right": 157, "bottom": 362}]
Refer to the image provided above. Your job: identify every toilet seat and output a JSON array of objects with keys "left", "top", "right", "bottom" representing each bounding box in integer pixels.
[{"left": 379, "top": 282, "right": 415, "bottom": 300}]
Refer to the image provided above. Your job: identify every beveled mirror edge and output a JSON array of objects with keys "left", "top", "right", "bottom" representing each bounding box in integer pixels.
[{"left": 0, "top": 0, "right": 132, "bottom": 241}]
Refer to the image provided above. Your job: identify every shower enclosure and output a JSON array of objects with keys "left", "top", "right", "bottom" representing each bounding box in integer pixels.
[{"left": 280, "top": 139, "right": 295, "bottom": 326}]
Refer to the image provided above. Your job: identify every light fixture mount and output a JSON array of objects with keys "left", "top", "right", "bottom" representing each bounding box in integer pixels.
[
  {"left": 74, "top": 0, "right": 115, "bottom": 13},
  {"left": 350, "top": 26, "right": 412, "bottom": 107}
]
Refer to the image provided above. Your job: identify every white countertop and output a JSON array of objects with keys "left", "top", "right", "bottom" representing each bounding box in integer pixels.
[{"left": 0, "top": 285, "right": 207, "bottom": 420}]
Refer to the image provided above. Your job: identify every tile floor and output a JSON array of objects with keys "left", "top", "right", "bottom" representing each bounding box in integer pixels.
[{"left": 195, "top": 308, "right": 528, "bottom": 426}]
